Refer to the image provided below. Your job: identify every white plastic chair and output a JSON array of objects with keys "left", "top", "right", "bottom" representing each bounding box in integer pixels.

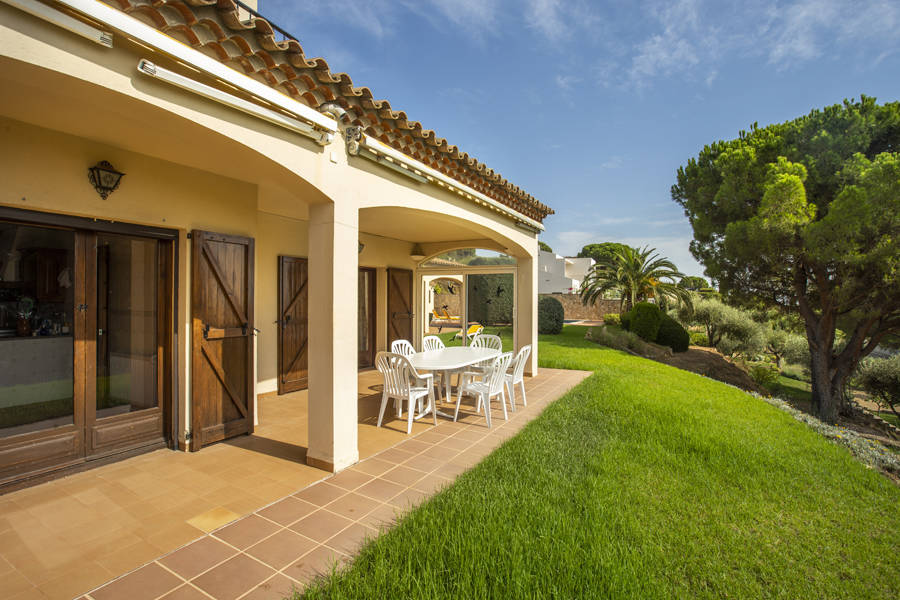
[
  {"left": 422, "top": 335, "right": 445, "bottom": 351},
  {"left": 375, "top": 351, "right": 436, "bottom": 434},
  {"left": 471, "top": 334, "right": 502, "bottom": 352},
  {"left": 454, "top": 352, "right": 512, "bottom": 428},
  {"left": 505, "top": 345, "right": 531, "bottom": 411},
  {"left": 391, "top": 339, "right": 415, "bottom": 357}
]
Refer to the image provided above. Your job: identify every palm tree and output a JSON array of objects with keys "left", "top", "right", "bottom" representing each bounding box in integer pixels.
[{"left": 579, "top": 245, "right": 692, "bottom": 312}]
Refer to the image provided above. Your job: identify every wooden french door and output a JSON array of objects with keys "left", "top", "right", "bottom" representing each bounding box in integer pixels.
[
  {"left": 0, "top": 211, "right": 174, "bottom": 490},
  {"left": 358, "top": 267, "right": 376, "bottom": 368},
  {"left": 387, "top": 268, "right": 414, "bottom": 347},
  {"left": 190, "top": 230, "right": 255, "bottom": 451},
  {"left": 277, "top": 256, "right": 308, "bottom": 394}
]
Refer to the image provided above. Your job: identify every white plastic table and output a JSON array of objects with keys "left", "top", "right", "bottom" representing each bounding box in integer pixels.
[{"left": 409, "top": 346, "right": 500, "bottom": 418}]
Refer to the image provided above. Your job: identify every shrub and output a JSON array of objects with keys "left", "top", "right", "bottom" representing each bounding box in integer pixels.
[
  {"left": 690, "top": 331, "right": 709, "bottom": 346},
  {"left": 857, "top": 355, "right": 900, "bottom": 420},
  {"left": 538, "top": 296, "right": 564, "bottom": 334},
  {"left": 588, "top": 326, "right": 651, "bottom": 354},
  {"left": 603, "top": 313, "right": 621, "bottom": 326},
  {"left": 748, "top": 362, "right": 780, "bottom": 387},
  {"left": 620, "top": 311, "right": 631, "bottom": 331},
  {"left": 628, "top": 302, "right": 663, "bottom": 342},
  {"left": 656, "top": 314, "right": 690, "bottom": 352}
]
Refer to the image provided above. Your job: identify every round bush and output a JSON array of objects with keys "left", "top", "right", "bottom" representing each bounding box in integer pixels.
[
  {"left": 603, "top": 313, "right": 621, "bottom": 327},
  {"left": 538, "top": 296, "right": 564, "bottom": 334},
  {"left": 689, "top": 331, "right": 710, "bottom": 346},
  {"left": 629, "top": 302, "right": 663, "bottom": 342},
  {"left": 657, "top": 314, "right": 690, "bottom": 352}
]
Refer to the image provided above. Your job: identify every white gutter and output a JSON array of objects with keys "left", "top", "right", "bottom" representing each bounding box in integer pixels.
[
  {"left": 359, "top": 135, "right": 544, "bottom": 232},
  {"left": 1, "top": 0, "right": 113, "bottom": 47},
  {"left": 50, "top": 0, "right": 337, "bottom": 134},
  {"left": 137, "top": 60, "right": 327, "bottom": 143}
]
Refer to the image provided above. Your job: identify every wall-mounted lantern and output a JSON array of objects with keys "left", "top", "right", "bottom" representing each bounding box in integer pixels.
[
  {"left": 88, "top": 161, "right": 125, "bottom": 199},
  {"left": 410, "top": 243, "right": 426, "bottom": 261}
]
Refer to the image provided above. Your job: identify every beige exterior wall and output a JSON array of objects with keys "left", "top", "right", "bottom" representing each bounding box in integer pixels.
[{"left": 0, "top": 4, "right": 542, "bottom": 470}]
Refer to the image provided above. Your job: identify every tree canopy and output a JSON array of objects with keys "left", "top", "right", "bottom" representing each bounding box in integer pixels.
[
  {"left": 577, "top": 242, "right": 631, "bottom": 264},
  {"left": 672, "top": 96, "right": 900, "bottom": 422},
  {"left": 538, "top": 241, "right": 553, "bottom": 253},
  {"left": 580, "top": 245, "right": 691, "bottom": 312},
  {"left": 678, "top": 276, "right": 710, "bottom": 291}
]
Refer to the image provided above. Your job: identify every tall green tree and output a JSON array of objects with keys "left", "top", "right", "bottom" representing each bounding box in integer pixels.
[
  {"left": 672, "top": 96, "right": 900, "bottom": 423},
  {"left": 678, "top": 276, "right": 710, "bottom": 291},
  {"left": 538, "top": 241, "right": 553, "bottom": 253},
  {"left": 577, "top": 242, "right": 631, "bottom": 264},
  {"left": 580, "top": 245, "right": 691, "bottom": 312}
]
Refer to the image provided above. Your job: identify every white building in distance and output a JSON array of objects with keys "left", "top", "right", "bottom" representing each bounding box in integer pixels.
[{"left": 539, "top": 251, "right": 595, "bottom": 294}]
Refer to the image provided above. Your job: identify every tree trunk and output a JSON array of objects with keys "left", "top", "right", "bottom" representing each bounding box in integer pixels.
[{"left": 808, "top": 336, "right": 843, "bottom": 423}]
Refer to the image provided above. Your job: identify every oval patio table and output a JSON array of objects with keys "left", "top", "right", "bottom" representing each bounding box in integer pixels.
[{"left": 409, "top": 346, "right": 500, "bottom": 419}]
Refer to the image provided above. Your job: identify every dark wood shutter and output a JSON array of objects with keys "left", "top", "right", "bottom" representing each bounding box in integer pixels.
[
  {"left": 387, "top": 268, "right": 414, "bottom": 347},
  {"left": 277, "top": 256, "right": 308, "bottom": 394},
  {"left": 190, "top": 230, "right": 254, "bottom": 451}
]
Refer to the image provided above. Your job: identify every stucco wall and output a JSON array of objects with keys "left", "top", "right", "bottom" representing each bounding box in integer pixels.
[{"left": 541, "top": 294, "right": 621, "bottom": 320}]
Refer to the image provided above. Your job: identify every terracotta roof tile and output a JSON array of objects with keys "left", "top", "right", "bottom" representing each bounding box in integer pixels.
[{"left": 109, "top": 0, "right": 553, "bottom": 222}]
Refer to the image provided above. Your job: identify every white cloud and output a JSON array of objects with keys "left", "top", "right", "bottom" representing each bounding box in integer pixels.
[
  {"left": 555, "top": 74, "right": 581, "bottom": 90},
  {"left": 600, "top": 156, "right": 624, "bottom": 169},
  {"left": 527, "top": 0, "right": 566, "bottom": 40}
]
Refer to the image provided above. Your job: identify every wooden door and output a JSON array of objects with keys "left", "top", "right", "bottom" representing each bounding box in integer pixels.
[
  {"left": 358, "top": 267, "right": 376, "bottom": 368},
  {"left": 277, "top": 256, "right": 308, "bottom": 394},
  {"left": 387, "top": 268, "right": 413, "bottom": 347},
  {"left": 191, "top": 230, "right": 255, "bottom": 451}
]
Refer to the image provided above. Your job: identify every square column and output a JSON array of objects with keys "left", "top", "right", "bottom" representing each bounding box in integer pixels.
[
  {"left": 516, "top": 251, "right": 539, "bottom": 376},
  {"left": 307, "top": 202, "right": 359, "bottom": 472}
]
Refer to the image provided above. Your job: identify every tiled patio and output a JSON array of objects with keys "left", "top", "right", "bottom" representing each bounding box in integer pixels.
[{"left": 1, "top": 368, "right": 590, "bottom": 600}]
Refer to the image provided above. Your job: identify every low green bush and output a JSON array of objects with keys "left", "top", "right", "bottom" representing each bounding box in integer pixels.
[
  {"left": 588, "top": 326, "right": 648, "bottom": 354},
  {"left": 620, "top": 311, "right": 631, "bottom": 331},
  {"left": 538, "top": 296, "right": 565, "bottom": 335},
  {"left": 856, "top": 355, "right": 900, "bottom": 420},
  {"left": 656, "top": 314, "right": 690, "bottom": 353},
  {"left": 690, "top": 331, "right": 710, "bottom": 346},
  {"left": 748, "top": 362, "right": 780, "bottom": 387},
  {"left": 629, "top": 302, "right": 663, "bottom": 342},
  {"left": 603, "top": 313, "right": 621, "bottom": 326}
]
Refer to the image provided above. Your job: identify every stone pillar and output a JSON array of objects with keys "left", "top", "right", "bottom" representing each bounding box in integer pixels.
[
  {"left": 516, "top": 249, "right": 539, "bottom": 376},
  {"left": 306, "top": 201, "right": 359, "bottom": 472}
]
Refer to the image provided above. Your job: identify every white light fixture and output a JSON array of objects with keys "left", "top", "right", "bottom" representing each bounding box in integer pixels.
[
  {"left": 357, "top": 148, "right": 427, "bottom": 184},
  {"left": 137, "top": 60, "right": 329, "bottom": 143},
  {"left": 50, "top": 0, "right": 337, "bottom": 133},
  {"left": 359, "top": 135, "right": 544, "bottom": 232},
  {"left": 2, "top": 0, "right": 113, "bottom": 47},
  {"left": 410, "top": 243, "right": 426, "bottom": 261}
]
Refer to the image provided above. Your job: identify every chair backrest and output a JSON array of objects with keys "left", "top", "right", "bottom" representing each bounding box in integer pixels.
[
  {"left": 422, "top": 335, "right": 445, "bottom": 352},
  {"left": 472, "top": 334, "right": 502, "bottom": 351},
  {"left": 465, "top": 324, "right": 481, "bottom": 336},
  {"left": 390, "top": 339, "right": 415, "bottom": 357},
  {"left": 375, "top": 351, "right": 413, "bottom": 397},
  {"left": 510, "top": 345, "right": 531, "bottom": 382},
  {"left": 486, "top": 352, "right": 513, "bottom": 394},
  {"left": 432, "top": 309, "right": 442, "bottom": 320},
  {"left": 442, "top": 309, "right": 453, "bottom": 319}
]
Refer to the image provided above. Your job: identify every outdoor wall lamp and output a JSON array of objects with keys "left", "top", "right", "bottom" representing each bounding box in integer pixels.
[
  {"left": 358, "top": 242, "right": 365, "bottom": 254},
  {"left": 410, "top": 243, "right": 426, "bottom": 261},
  {"left": 88, "top": 161, "right": 125, "bottom": 199}
]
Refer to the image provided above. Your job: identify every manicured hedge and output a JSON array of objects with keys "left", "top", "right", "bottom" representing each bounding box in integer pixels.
[
  {"left": 629, "top": 302, "right": 663, "bottom": 342},
  {"left": 657, "top": 313, "right": 690, "bottom": 353},
  {"left": 538, "top": 296, "right": 564, "bottom": 334}
]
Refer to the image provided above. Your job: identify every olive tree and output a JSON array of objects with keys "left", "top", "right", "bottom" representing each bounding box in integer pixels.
[{"left": 673, "top": 97, "right": 900, "bottom": 422}]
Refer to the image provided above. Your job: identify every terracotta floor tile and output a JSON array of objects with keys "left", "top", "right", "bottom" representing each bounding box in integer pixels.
[
  {"left": 191, "top": 554, "right": 276, "bottom": 600},
  {"left": 159, "top": 536, "right": 237, "bottom": 580},
  {"left": 414, "top": 431, "right": 447, "bottom": 444},
  {"left": 240, "top": 573, "right": 301, "bottom": 600},
  {"left": 256, "top": 497, "right": 317, "bottom": 527},
  {"left": 434, "top": 461, "right": 469, "bottom": 479},
  {"left": 439, "top": 435, "right": 472, "bottom": 451},
  {"left": 419, "top": 443, "right": 456, "bottom": 460},
  {"left": 283, "top": 546, "right": 347, "bottom": 585},
  {"left": 245, "top": 529, "right": 318, "bottom": 570},
  {"left": 289, "top": 509, "right": 354, "bottom": 543},
  {"left": 324, "top": 523, "right": 377, "bottom": 556},
  {"left": 294, "top": 483, "right": 346, "bottom": 507},
  {"left": 355, "top": 478, "right": 406, "bottom": 503},
  {"left": 454, "top": 428, "right": 486, "bottom": 442},
  {"left": 388, "top": 487, "right": 429, "bottom": 511},
  {"left": 94, "top": 538, "right": 166, "bottom": 576},
  {"left": 403, "top": 454, "right": 444, "bottom": 474},
  {"left": 212, "top": 515, "right": 281, "bottom": 550},
  {"left": 327, "top": 469, "right": 373, "bottom": 491},
  {"left": 411, "top": 473, "right": 452, "bottom": 494},
  {"left": 1, "top": 567, "right": 41, "bottom": 598},
  {"left": 186, "top": 507, "right": 242, "bottom": 533},
  {"left": 323, "top": 492, "right": 382, "bottom": 521},
  {"left": 381, "top": 465, "right": 429, "bottom": 486},
  {"left": 375, "top": 447, "right": 416, "bottom": 464},
  {"left": 91, "top": 562, "right": 183, "bottom": 600},
  {"left": 351, "top": 458, "right": 394, "bottom": 477},
  {"left": 358, "top": 503, "right": 400, "bottom": 531},
  {"left": 394, "top": 439, "right": 432, "bottom": 455},
  {"left": 158, "top": 583, "right": 213, "bottom": 600}
]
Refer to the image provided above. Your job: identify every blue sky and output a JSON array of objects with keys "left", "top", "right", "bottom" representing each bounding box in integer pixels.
[{"left": 262, "top": 0, "right": 900, "bottom": 277}]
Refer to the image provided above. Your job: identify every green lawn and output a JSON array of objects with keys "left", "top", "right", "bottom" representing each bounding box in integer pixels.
[
  {"left": 765, "top": 374, "right": 813, "bottom": 405},
  {"left": 437, "top": 326, "right": 513, "bottom": 349},
  {"left": 299, "top": 326, "right": 899, "bottom": 599}
]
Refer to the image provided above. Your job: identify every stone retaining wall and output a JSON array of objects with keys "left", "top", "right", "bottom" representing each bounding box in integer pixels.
[{"left": 540, "top": 293, "right": 620, "bottom": 320}]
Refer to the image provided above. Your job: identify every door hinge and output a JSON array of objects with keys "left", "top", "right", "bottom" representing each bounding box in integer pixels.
[{"left": 77, "top": 304, "right": 89, "bottom": 312}]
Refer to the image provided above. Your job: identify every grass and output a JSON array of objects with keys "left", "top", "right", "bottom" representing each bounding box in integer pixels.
[
  {"left": 437, "top": 326, "right": 513, "bottom": 349},
  {"left": 298, "top": 326, "right": 900, "bottom": 599},
  {"left": 765, "top": 374, "right": 813, "bottom": 405},
  {"left": 879, "top": 411, "right": 899, "bottom": 428}
]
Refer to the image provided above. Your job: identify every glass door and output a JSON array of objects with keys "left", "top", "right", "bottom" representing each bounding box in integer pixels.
[
  {"left": 466, "top": 272, "right": 515, "bottom": 351},
  {"left": 358, "top": 267, "right": 376, "bottom": 368}
]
